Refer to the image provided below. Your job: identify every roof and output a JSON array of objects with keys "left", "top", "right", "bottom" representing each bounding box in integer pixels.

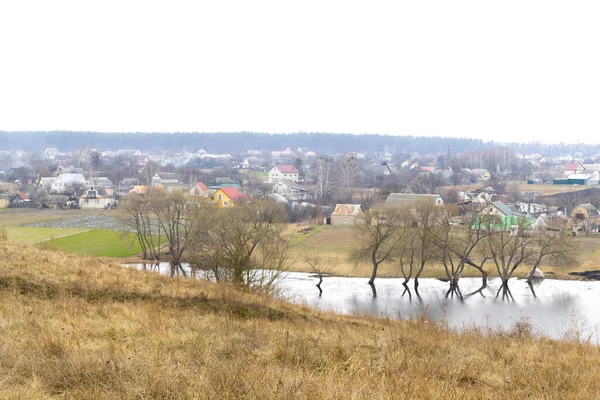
[
  {"left": 490, "top": 201, "right": 528, "bottom": 218},
  {"left": 574, "top": 203, "right": 600, "bottom": 218},
  {"left": 219, "top": 187, "right": 249, "bottom": 201},
  {"left": 16, "top": 192, "right": 29, "bottom": 201},
  {"left": 57, "top": 173, "right": 86, "bottom": 184},
  {"left": 331, "top": 204, "right": 363, "bottom": 216},
  {"left": 278, "top": 180, "right": 307, "bottom": 191},
  {"left": 384, "top": 193, "right": 442, "bottom": 207},
  {"left": 81, "top": 187, "right": 111, "bottom": 198},
  {"left": 273, "top": 165, "right": 299, "bottom": 174},
  {"left": 195, "top": 182, "right": 208, "bottom": 190},
  {"left": 564, "top": 163, "right": 581, "bottom": 171}
]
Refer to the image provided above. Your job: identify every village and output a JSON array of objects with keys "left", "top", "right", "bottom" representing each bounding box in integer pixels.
[{"left": 2, "top": 144, "right": 600, "bottom": 237}]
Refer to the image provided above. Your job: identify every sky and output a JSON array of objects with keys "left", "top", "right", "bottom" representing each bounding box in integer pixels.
[{"left": 1, "top": 1, "right": 599, "bottom": 144}]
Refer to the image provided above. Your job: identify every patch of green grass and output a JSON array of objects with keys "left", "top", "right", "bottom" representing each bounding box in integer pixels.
[
  {"left": 289, "top": 225, "right": 324, "bottom": 245},
  {"left": 6, "top": 227, "right": 89, "bottom": 244},
  {"left": 41, "top": 230, "right": 143, "bottom": 257}
]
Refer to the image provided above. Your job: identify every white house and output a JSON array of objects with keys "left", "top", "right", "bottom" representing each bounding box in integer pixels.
[
  {"left": 273, "top": 180, "right": 310, "bottom": 201},
  {"left": 79, "top": 187, "right": 115, "bottom": 209},
  {"left": 268, "top": 165, "right": 299, "bottom": 183},
  {"left": 49, "top": 173, "right": 87, "bottom": 194}
]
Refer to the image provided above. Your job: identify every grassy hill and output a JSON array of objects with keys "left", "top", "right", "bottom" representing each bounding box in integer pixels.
[{"left": 1, "top": 243, "right": 600, "bottom": 398}]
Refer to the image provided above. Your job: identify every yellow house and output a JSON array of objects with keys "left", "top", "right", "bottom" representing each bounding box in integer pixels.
[
  {"left": 213, "top": 187, "right": 249, "bottom": 208},
  {"left": 0, "top": 198, "right": 7, "bottom": 208}
]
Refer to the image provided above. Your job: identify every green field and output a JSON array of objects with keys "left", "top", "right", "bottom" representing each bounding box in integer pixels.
[
  {"left": 41, "top": 229, "right": 143, "bottom": 257},
  {"left": 6, "top": 227, "right": 89, "bottom": 244}
]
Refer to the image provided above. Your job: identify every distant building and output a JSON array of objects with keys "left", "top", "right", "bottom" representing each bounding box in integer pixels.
[
  {"left": 273, "top": 180, "right": 310, "bottom": 201},
  {"left": 213, "top": 187, "right": 250, "bottom": 208},
  {"left": 189, "top": 182, "right": 209, "bottom": 197},
  {"left": 330, "top": 204, "right": 363, "bottom": 225},
  {"left": 268, "top": 165, "right": 299, "bottom": 183},
  {"left": 79, "top": 187, "right": 115, "bottom": 209},
  {"left": 384, "top": 193, "right": 443, "bottom": 208}
]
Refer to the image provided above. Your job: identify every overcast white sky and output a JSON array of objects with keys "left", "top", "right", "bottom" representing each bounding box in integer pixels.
[{"left": 1, "top": 1, "right": 599, "bottom": 143}]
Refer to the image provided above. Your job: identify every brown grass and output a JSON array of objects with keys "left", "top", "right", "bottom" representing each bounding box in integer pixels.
[
  {"left": 0, "top": 208, "right": 125, "bottom": 227},
  {"left": 288, "top": 224, "right": 600, "bottom": 280},
  {"left": 2, "top": 243, "right": 600, "bottom": 398}
]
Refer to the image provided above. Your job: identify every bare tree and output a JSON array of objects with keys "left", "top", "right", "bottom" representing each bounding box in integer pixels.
[
  {"left": 480, "top": 218, "right": 574, "bottom": 300},
  {"left": 305, "top": 257, "right": 334, "bottom": 296},
  {"left": 140, "top": 160, "right": 160, "bottom": 186},
  {"left": 313, "top": 157, "right": 334, "bottom": 205},
  {"left": 432, "top": 209, "right": 492, "bottom": 299},
  {"left": 355, "top": 208, "right": 404, "bottom": 297},
  {"left": 336, "top": 153, "right": 362, "bottom": 202}
]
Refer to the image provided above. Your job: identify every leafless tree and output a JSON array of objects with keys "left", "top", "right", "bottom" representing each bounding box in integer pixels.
[
  {"left": 336, "top": 153, "right": 362, "bottom": 202},
  {"left": 481, "top": 218, "right": 575, "bottom": 300},
  {"left": 140, "top": 160, "right": 160, "bottom": 186},
  {"left": 355, "top": 208, "right": 405, "bottom": 297},
  {"left": 432, "top": 210, "right": 492, "bottom": 299},
  {"left": 313, "top": 157, "right": 334, "bottom": 204},
  {"left": 305, "top": 257, "right": 334, "bottom": 296}
]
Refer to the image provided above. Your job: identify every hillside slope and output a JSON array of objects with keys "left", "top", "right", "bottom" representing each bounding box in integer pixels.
[{"left": 0, "top": 243, "right": 599, "bottom": 399}]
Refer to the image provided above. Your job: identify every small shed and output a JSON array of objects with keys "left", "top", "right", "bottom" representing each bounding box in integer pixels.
[{"left": 330, "top": 204, "right": 363, "bottom": 225}]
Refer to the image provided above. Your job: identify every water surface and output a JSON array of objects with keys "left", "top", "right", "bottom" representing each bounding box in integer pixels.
[{"left": 125, "top": 263, "right": 600, "bottom": 341}]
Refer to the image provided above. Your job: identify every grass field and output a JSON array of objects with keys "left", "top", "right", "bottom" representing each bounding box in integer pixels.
[
  {"left": 451, "top": 182, "right": 592, "bottom": 196},
  {"left": 288, "top": 224, "right": 600, "bottom": 280},
  {"left": 0, "top": 208, "right": 122, "bottom": 227},
  {"left": 2, "top": 242, "right": 600, "bottom": 398},
  {"left": 42, "top": 229, "right": 142, "bottom": 257},
  {"left": 6, "top": 227, "right": 89, "bottom": 244}
]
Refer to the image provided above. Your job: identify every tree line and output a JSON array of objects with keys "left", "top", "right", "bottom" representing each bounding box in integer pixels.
[
  {"left": 354, "top": 201, "right": 576, "bottom": 299},
  {"left": 121, "top": 191, "right": 289, "bottom": 293}
]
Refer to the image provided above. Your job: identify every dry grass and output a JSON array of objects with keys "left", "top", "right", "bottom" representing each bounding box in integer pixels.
[
  {"left": 0, "top": 208, "right": 123, "bottom": 227},
  {"left": 288, "top": 224, "right": 600, "bottom": 280},
  {"left": 2, "top": 243, "right": 600, "bottom": 398},
  {"left": 450, "top": 182, "right": 591, "bottom": 196}
]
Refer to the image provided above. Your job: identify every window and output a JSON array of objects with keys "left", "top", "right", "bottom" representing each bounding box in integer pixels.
[
  {"left": 95, "top": 200, "right": 100, "bottom": 204},
  {"left": 223, "top": 201, "right": 229, "bottom": 207},
  {"left": 218, "top": 194, "right": 222, "bottom": 200}
]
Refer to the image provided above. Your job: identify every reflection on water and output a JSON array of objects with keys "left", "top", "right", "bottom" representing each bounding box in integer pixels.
[
  {"left": 124, "top": 263, "right": 600, "bottom": 342},
  {"left": 278, "top": 273, "right": 600, "bottom": 342}
]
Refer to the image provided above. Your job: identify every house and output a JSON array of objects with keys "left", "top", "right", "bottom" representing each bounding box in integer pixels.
[
  {"left": 384, "top": 193, "right": 444, "bottom": 208},
  {"left": 151, "top": 173, "right": 182, "bottom": 192},
  {"left": 79, "top": 187, "right": 115, "bottom": 209},
  {"left": 50, "top": 173, "right": 87, "bottom": 194},
  {"left": 87, "top": 177, "right": 114, "bottom": 189},
  {"left": 9, "top": 192, "right": 33, "bottom": 208},
  {"left": 129, "top": 185, "right": 149, "bottom": 195},
  {"left": 44, "top": 147, "right": 61, "bottom": 159},
  {"left": 330, "top": 204, "right": 363, "bottom": 225},
  {"left": 273, "top": 180, "right": 310, "bottom": 201},
  {"left": 477, "top": 201, "right": 533, "bottom": 231},
  {"left": 570, "top": 203, "right": 600, "bottom": 232},
  {"left": 38, "top": 176, "right": 57, "bottom": 192},
  {"left": 213, "top": 187, "right": 250, "bottom": 208},
  {"left": 268, "top": 165, "right": 299, "bottom": 183},
  {"left": 563, "top": 163, "right": 584, "bottom": 177},
  {"left": 470, "top": 169, "right": 491, "bottom": 182},
  {"left": 43, "top": 194, "right": 70, "bottom": 210},
  {"left": 189, "top": 182, "right": 209, "bottom": 197},
  {"left": 207, "top": 177, "right": 242, "bottom": 191},
  {"left": 0, "top": 197, "right": 7, "bottom": 208}
]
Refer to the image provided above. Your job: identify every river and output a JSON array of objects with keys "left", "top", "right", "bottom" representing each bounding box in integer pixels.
[{"left": 125, "top": 262, "right": 600, "bottom": 342}]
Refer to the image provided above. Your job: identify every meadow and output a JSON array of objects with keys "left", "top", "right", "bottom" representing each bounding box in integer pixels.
[
  {"left": 5, "top": 227, "right": 89, "bottom": 244},
  {"left": 41, "top": 230, "right": 143, "bottom": 257},
  {"left": 1, "top": 242, "right": 600, "bottom": 398},
  {"left": 287, "top": 224, "right": 600, "bottom": 280}
]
